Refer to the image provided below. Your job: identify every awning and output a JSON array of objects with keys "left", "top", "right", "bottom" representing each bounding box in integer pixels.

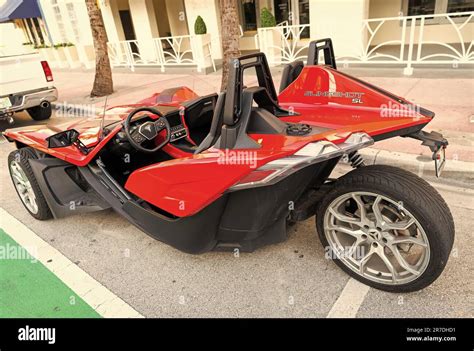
[{"left": 0, "top": 0, "right": 41, "bottom": 23}]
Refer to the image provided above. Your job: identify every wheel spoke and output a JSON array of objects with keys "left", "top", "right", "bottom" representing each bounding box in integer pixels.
[
  {"left": 359, "top": 246, "right": 375, "bottom": 274},
  {"left": 376, "top": 248, "right": 397, "bottom": 282},
  {"left": 392, "top": 235, "right": 428, "bottom": 247},
  {"left": 346, "top": 236, "right": 367, "bottom": 259},
  {"left": 11, "top": 172, "right": 24, "bottom": 184},
  {"left": 10, "top": 160, "right": 38, "bottom": 214},
  {"left": 29, "top": 196, "right": 38, "bottom": 212},
  {"left": 386, "top": 218, "right": 416, "bottom": 231},
  {"left": 351, "top": 194, "right": 367, "bottom": 220},
  {"left": 19, "top": 192, "right": 29, "bottom": 202},
  {"left": 388, "top": 245, "right": 421, "bottom": 276},
  {"left": 326, "top": 225, "right": 363, "bottom": 238},
  {"left": 328, "top": 207, "right": 362, "bottom": 227},
  {"left": 372, "top": 196, "right": 384, "bottom": 226},
  {"left": 16, "top": 183, "right": 26, "bottom": 193}
]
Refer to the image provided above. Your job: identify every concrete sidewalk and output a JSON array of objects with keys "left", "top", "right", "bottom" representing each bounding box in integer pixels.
[{"left": 51, "top": 67, "right": 474, "bottom": 171}]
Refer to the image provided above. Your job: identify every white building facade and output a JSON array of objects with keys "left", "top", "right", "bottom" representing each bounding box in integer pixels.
[{"left": 9, "top": 0, "right": 474, "bottom": 74}]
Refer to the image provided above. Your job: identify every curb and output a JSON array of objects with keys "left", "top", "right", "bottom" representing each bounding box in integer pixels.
[{"left": 358, "top": 148, "right": 474, "bottom": 186}]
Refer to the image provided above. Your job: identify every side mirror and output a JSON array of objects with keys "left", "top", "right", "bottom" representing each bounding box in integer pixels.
[{"left": 46, "top": 129, "right": 81, "bottom": 148}]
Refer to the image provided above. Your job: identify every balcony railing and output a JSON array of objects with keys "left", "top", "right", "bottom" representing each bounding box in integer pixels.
[
  {"left": 107, "top": 34, "right": 216, "bottom": 73},
  {"left": 257, "top": 11, "right": 474, "bottom": 75}
]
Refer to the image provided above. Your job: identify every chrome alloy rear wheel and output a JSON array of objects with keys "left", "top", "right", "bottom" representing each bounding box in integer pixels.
[{"left": 323, "top": 192, "right": 430, "bottom": 286}]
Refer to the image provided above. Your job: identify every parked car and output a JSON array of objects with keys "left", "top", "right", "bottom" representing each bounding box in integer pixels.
[
  {"left": 0, "top": 23, "right": 57, "bottom": 123},
  {"left": 0, "top": 52, "right": 57, "bottom": 122}
]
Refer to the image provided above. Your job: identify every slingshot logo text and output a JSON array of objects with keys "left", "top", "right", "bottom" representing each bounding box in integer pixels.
[{"left": 18, "top": 325, "right": 56, "bottom": 345}]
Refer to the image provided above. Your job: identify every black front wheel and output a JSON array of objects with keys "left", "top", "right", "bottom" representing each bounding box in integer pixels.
[
  {"left": 8, "top": 148, "right": 52, "bottom": 220},
  {"left": 315, "top": 165, "right": 454, "bottom": 293}
]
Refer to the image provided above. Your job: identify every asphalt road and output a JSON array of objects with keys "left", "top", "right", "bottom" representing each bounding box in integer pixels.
[{"left": 1, "top": 112, "right": 473, "bottom": 317}]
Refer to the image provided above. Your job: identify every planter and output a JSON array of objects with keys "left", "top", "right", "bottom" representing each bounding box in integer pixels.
[
  {"left": 77, "top": 44, "right": 95, "bottom": 69},
  {"left": 61, "top": 46, "right": 81, "bottom": 69},
  {"left": 54, "top": 47, "right": 68, "bottom": 68},
  {"left": 192, "top": 33, "right": 214, "bottom": 73},
  {"left": 258, "top": 28, "right": 282, "bottom": 67}
]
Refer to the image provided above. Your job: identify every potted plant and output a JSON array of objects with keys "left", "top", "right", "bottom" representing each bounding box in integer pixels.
[
  {"left": 260, "top": 7, "right": 276, "bottom": 28},
  {"left": 194, "top": 15, "right": 207, "bottom": 35},
  {"left": 258, "top": 7, "right": 281, "bottom": 66},
  {"left": 193, "top": 16, "right": 213, "bottom": 73}
]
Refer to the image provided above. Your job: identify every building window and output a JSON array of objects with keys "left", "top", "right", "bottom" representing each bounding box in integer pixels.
[
  {"left": 407, "top": 0, "right": 436, "bottom": 16},
  {"left": 51, "top": 1, "right": 68, "bottom": 42},
  {"left": 446, "top": 0, "right": 474, "bottom": 12},
  {"left": 239, "top": 0, "right": 258, "bottom": 32},
  {"left": 66, "top": 3, "right": 81, "bottom": 42},
  {"left": 405, "top": 0, "right": 474, "bottom": 16},
  {"left": 274, "top": 0, "right": 290, "bottom": 25}
]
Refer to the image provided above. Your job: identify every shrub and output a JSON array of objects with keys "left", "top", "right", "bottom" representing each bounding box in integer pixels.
[
  {"left": 260, "top": 7, "right": 276, "bottom": 28},
  {"left": 194, "top": 16, "right": 207, "bottom": 35},
  {"left": 53, "top": 42, "right": 74, "bottom": 49}
]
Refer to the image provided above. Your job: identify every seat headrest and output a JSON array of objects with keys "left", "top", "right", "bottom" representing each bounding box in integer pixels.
[{"left": 279, "top": 60, "right": 304, "bottom": 93}]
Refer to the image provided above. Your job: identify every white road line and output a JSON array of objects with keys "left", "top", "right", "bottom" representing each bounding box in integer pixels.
[
  {"left": 0, "top": 207, "right": 144, "bottom": 318},
  {"left": 326, "top": 278, "right": 370, "bottom": 318}
]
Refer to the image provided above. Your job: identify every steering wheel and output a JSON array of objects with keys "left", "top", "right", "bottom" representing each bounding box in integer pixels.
[{"left": 123, "top": 107, "right": 171, "bottom": 153}]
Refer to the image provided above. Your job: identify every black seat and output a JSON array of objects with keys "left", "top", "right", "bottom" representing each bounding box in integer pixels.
[
  {"left": 279, "top": 60, "right": 304, "bottom": 93},
  {"left": 182, "top": 93, "right": 217, "bottom": 129},
  {"left": 194, "top": 92, "right": 226, "bottom": 154}
]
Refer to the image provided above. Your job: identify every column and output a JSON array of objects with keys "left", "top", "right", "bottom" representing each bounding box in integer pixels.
[
  {"left": 129, "top": 0, "right": 160, "bottom": 62},
  {"left": 309, "top": 0, "right": 369, "bottom": 59},
  {"left": 100, "top": 0, "right": 125, "bottom": 43},
  {"left": 184, "top": 0, "right": 222, "bottom": 59}
]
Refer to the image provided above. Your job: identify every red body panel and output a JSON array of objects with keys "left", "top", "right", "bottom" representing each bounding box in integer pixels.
[{"left": 4, "top": 68, "right": 433, "bottom": 217}]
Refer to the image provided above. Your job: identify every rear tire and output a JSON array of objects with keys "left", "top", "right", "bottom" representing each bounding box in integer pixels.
[
  {"left": 27, "top": 102, "right": 52, "bottom": 121},
  {"left": 8, "top": 148, "right": 53, "bottom": 220},
  {"left": 315, "top": 165, "right": 454, "bottom": 293}
]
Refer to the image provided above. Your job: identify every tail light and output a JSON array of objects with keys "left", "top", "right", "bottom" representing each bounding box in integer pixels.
[
  {"left": 229, "top": 133, "right": 374, "bottom": 191},
  {"left": 41, "top": 61, "right": 53, "bottom": 82}
]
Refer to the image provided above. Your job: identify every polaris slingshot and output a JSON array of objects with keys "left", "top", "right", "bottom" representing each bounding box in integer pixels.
[{"left": 4, "top": 40, "right": 454, "bottom": 292}]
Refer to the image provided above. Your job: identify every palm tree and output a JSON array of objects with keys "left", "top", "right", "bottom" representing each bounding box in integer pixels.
[
  {"left": 218, "top": 0, "right": 240, "bottom": 91},
  {"left": 85, "top": 0, "right": 113, "bottom": 97}
]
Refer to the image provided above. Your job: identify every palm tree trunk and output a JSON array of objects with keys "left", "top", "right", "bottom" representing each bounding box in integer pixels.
[
  {"left": 85, "top": 0, "right": 113, "bottom": 97},
  {"left": 219, "top": 0, "right": 240, "bottom": 91}
]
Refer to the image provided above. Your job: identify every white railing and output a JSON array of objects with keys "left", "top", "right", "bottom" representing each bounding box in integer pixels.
[
  {"left": 257, "top": 12, "right": 474, "bottom": 74},
  {"left": 258, "top": 24, "right": 311, "bottom": 63},
  {"left": 107, "top": 34, "right": 216, "bottom": 73}
]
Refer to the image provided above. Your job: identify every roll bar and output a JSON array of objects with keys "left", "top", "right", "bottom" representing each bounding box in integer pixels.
[
  {"left": 223, "top": 53, "right": 278, "bottom": 126},
  {"left": 307, "top": 38, "right": 337, "bottom": 69}
]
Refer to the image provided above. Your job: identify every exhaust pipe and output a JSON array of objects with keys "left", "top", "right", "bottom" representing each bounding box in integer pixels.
[{"left": 40, "top": 101, "right": 50, "bottom": 109}]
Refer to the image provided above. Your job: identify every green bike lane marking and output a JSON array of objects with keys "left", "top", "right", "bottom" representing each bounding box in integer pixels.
[
  {"left": 0, "top": 207, "right": 143, "bottom": 318},
  {"left": 0, "top": 228, "right": 100, "bottom": 318}
]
